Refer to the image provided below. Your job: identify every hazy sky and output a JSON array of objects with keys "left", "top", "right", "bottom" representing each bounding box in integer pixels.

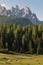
[{"left": 0, "top": 0, "right": 43, "bottom": 21}]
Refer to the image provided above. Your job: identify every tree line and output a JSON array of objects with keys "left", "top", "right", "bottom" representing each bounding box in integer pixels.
[{"left": 0, "top": 24, "right": 43, "bottom": 54}]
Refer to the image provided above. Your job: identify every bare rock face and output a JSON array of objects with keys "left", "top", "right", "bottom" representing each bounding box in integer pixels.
[
  {"left": 0, "top": 5, "right": 7, "bottom": 16},
  {"left": 23, "top": 6, "right": 32, "bottom": 15}
]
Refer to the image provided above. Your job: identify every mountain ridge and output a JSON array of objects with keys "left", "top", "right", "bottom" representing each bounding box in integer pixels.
[{"left": 0, "top": 5, "right": 42, "bottom": 24}]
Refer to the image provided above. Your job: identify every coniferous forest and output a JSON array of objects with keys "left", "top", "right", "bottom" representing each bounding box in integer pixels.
[{"left": 0, "top": 24, "right": 43, "bottom": 54}]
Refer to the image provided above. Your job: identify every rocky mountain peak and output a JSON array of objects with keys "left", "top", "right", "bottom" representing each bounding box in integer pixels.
[
  {"left": 24, "top": 6, "right": 32, "bottom": 15},
  {"left": 0, "top": 5, "right": 40, "bottom": 24}
]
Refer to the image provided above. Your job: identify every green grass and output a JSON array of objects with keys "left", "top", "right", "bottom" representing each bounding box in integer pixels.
[{"left": 0, "top": 53, "right": 43, "bottom": 65}]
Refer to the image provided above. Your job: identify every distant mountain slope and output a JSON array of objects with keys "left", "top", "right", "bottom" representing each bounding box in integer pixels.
[
  {"left": 39, "top": 21, "right": 43, "bottom": 24},
  {"left": 0, "top": 15, "right": 9, "bottom": 23},
  {"left": 0, "top": 15, "right": 32, "bottom": 25}
]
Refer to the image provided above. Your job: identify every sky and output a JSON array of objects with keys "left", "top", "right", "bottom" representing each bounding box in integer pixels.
[{"left": 0, "top": 0, "right": 43, "bottom": 21}]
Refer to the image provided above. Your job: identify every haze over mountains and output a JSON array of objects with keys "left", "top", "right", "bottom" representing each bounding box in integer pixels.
[{"left": 0, "top": 5, "right": 43, "bottom": 24}]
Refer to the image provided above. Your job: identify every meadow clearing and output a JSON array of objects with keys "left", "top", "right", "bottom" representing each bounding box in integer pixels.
[{"left": 0, "top": 53, "right": 43, "bottom": 65}]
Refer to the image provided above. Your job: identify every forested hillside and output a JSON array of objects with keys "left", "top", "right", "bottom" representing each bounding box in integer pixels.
[
  {"left": 0, "top": 16, "right": 32, "bottom": 25},
  {"left": 0, "top": 24, "right": 43, "bottom": 54}
]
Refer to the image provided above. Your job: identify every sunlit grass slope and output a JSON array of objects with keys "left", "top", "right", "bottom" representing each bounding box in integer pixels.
[{"left": 0, "top": 53, "right": 43, "bottom": 65}]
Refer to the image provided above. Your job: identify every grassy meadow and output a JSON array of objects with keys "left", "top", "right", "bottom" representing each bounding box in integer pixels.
[{"left": 0, "top": 53, "right": 43, "bottom": 65}]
